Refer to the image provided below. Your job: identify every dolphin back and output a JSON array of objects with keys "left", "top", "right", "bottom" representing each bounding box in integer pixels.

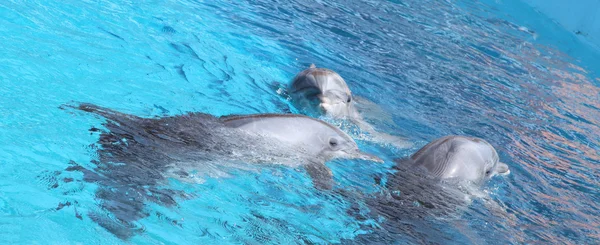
[{"left": 220, "top": 113, "right": 354, "bottom": 142}]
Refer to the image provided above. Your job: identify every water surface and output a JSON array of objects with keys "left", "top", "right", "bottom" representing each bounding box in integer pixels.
[{"left": 0, "top": 0, "right": 599, "bottom": 244}]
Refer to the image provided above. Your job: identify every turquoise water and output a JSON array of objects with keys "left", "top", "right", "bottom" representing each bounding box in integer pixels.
[{"left": 1, "top": 0, "right": 599, "bottom": 244}]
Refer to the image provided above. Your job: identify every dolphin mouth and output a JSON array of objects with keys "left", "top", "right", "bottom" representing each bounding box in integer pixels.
[
  {"left": 348, "top": 150, "right": 383, "bottom": 163},
  {"left": 495, "top": 162, "right": 510, "bottom": 176},
  {"left": 319, "top": 102, "right": 347, "bottom": 114}
]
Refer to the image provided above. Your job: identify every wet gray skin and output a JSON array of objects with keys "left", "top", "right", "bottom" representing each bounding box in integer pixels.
[{"left": 60, "top": 103, "right": 381, "bottom": 239}]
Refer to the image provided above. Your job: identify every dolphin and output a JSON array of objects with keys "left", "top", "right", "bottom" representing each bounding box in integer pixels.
[
  {"left": 73, "top": 103, "right": 381, "bottom": 188},
  {"left": 290, "top": 64, "right": 411, "bottom": 148},
  {"left": 381, "top": 135, "right": 509, "bottom": 212},
  {"left": 344, "top": 136, "right": 511, "bottom": 243},
  {"left": 60, "top": 103, "right": 381, "bottom": 238}
]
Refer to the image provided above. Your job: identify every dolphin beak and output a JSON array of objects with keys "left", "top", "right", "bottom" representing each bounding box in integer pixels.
[
  {"left": 348, "top": 150, "right": 384, "bottom": 163},
  {"left": 496, "top": 162, "right": 510, "bottom": 176},
  {"left": 318, "top": 103, "right": 329, "bottom": 112}
]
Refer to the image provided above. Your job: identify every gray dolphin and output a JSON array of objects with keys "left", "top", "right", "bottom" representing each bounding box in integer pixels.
[
  {"left": 73, "top": 103, "right": 381, "bottom": 187},
  {"left": 290, "top": 64, "right": 411, "bottom": 148},
  {"left": 408, "top": 135, "right": 509, "bottom": 184},
  {"left": 346, "top": 136, "right": 510, "bottom": 243},
  {"left": 59, "top": 103, "right": 381, "bottom": 238}
]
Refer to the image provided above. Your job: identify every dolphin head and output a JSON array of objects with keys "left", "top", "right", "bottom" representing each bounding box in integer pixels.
[
  {"left": 221, "top": 114, "right": 383, "bottom": 164},
  {"left": 411, "top": 136, "right": 510, "bottom": 184},
  {"left": 291, "top": 65, "right": 357, "bottom": 119}
]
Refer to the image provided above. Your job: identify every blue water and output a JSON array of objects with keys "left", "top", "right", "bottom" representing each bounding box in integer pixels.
[{"left": 1, "top": 0, "right": 599, "bottom": 244}]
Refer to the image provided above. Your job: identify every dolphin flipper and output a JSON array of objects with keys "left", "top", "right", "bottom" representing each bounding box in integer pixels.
[{"left": 304, "top": 162, "right": 334, "bottom": 190}]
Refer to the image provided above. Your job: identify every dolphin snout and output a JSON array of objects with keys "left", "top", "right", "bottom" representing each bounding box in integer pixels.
[
  {"left": 318, "top": 103, "right": 328, "bottom": 112},
  {"left": 319, "top": 102, "right": 351, "bottom": 119},
  {"left": 349, "top": 150, "right": 383, "bottom": 163},
  {"left": 495, "top": 162, "right": 510, "bottom": 176}
]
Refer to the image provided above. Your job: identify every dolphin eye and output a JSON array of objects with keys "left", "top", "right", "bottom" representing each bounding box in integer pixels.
[
  {"left": 485, "top": 170, "right": 491, "bottom": 175},
  {"left": 347, "top": 96, "right": 352, "bottom": 103},
  {"left": 329, "top": 138, "right": 339, "bottom": 147}
]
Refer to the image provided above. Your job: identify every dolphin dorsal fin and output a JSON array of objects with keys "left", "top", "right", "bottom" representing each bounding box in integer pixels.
[{"left": 309, "top": 64, "right": 316, "bottom": 68}]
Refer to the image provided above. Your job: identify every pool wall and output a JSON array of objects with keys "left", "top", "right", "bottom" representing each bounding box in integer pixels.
[{"left": 520, "top": 0, "right": 600, "bottom": 50}]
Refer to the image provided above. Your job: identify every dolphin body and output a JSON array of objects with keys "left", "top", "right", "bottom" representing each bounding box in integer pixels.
[
  {"left": 62, "top": 103, "right": 381, "bottom": 239},
  {"left": 290, "top": 64, "right": 412, "bottom": 148}
]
